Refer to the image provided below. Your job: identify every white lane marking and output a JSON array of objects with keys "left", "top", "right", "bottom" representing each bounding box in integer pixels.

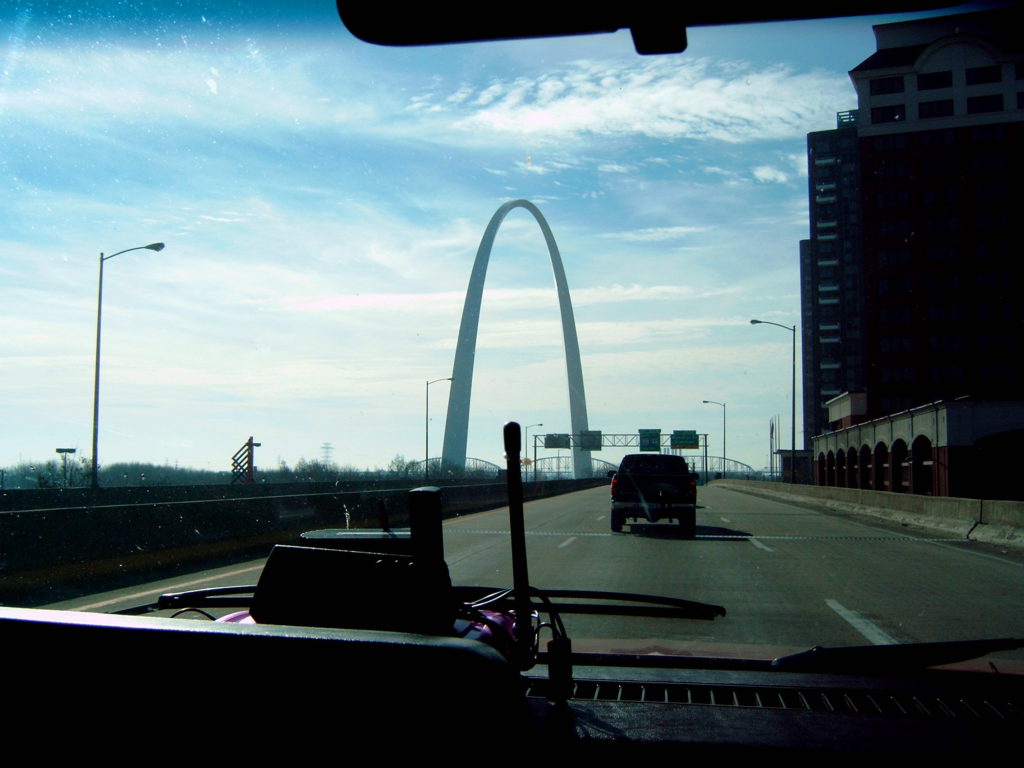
[
  {"left": 596, "top": 515, "right": 605, "bottom": 521},
  {"left": 720, "top": 517, "right": 732, "bottom": 524},
  {"left": 826, "top": 599, "right": 897, "bottom": 645},
  {"left": 558, "top": 537, "right": 578, "bottom": 549},
  {"left": 748, "top": 537, "right": 774, "bottom": 552},
  {"left": 70, "top": 563, "right": 265, "bottom": 612},
  {"left": 923, "top": 538, "right": 1024, "bottom": 567},
  {"left": 448, "top": 529, "right": 609, "bottom": 537}
]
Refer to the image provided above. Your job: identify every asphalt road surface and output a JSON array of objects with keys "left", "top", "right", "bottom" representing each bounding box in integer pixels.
[{"left": 47, "top": 484, "right": 1024, "bottom": 660}]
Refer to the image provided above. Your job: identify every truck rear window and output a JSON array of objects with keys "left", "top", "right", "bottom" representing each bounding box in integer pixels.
[{"left": 619, "top": 456, "right": 689, "bottom": 474}]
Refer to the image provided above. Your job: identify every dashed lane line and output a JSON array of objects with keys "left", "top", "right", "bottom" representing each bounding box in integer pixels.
[
  {"left": 445, "top": 529, "right": 966, "bottom": 543},
  {"left": 826, "top": 598, "right": 897, "bottom": 645}
]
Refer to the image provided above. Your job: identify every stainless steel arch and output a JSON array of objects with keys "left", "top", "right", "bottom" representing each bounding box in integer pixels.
[{"left": 441, "top": 200, "right": 591, "bottom": 478}]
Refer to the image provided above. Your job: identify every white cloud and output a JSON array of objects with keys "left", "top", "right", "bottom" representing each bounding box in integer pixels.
[
  {"left": 789, "top": 152, "right": 808, "bottom": 177},
  {"left": 752, "top": 165, "right": 789, "bottom": 183},
  {"left": 434, "top": 58, "right": 851, "bottom": 144},
  {"left": 601, "top": 226, "right": 709, "bottom": 242}
]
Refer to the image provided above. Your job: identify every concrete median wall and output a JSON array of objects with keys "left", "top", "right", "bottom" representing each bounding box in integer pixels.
[
  {"left": 0, "top": 478, "right": 606, "bottom": 601},
  {"left": 713, "top": 480, "right": 1024, "bottom": 547}
]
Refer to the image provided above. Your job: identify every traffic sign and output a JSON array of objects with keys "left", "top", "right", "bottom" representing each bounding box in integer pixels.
[
  {"left": 544, "top": 433, "right": 571, "bottom": 449},
  {"left": 671, "top": 430, "right": 699, "bottom": 449},
  {"left": 638, "top": 429, "right": 661, "bottom": 451},
  {"left": 580, "top": 430, "right": 602, "bottom": 451}
]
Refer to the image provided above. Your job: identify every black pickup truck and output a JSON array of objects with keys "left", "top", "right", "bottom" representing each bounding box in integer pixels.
[{"left": 609, "top": 454, "right": 698, "bottom": 536}]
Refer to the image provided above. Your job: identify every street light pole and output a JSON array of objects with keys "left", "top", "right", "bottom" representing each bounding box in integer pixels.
[
  {"left": 750, "top": 319, "right": 797, "bottom": 484},
  {"left": 702, "top": 400, "right": 726, "bottom": 475},
  {"left": 425, "top": 377, "right": 452, "bottom": 480},
  {"left": 91, "top": 242, "right": 165, "bottom": 488},
  {"left": 524, "top": 423, "right": 543, "bottom": 481}
]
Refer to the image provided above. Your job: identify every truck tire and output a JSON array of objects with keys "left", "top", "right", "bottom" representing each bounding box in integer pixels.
[{"left": 611, "top": 509, "right": 625, "bottom": 533}]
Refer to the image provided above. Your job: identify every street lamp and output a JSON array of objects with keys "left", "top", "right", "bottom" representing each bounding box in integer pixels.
[
  {"left": 750, "top": 319, "right": 797, "bottom": 484},
  {"left": 524, "top": 423, "right": 543, "bottom": 480},
  {"left": 91, "top": 242, "right": 165, "bottom": 488},
  {"left": 425, "top": 377, "right": 452, "bottom": 480},
  {"left": 702, "top": 400, "right": 726, "bottom": 475}
]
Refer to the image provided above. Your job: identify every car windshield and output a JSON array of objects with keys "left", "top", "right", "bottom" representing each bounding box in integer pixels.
[{"left": 2, "top": 1, "right": 1022, "bottom": 663}]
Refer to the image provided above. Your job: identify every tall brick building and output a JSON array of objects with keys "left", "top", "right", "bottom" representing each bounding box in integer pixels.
[{"left": 802, "top": 8, "right": 1024, "bottom": 499}]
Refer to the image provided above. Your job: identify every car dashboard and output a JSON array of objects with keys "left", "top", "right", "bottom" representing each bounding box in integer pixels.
[{"left": 3, "top": 603, "right": 1020, "bottom": 752}]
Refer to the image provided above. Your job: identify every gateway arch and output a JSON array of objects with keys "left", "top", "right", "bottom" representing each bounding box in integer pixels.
[{"left": 441, "top": 199, "right": 591, "bottom": 478}]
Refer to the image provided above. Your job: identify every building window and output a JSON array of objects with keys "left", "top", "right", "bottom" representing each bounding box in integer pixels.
[
  {"left": 925, "top": 245, "right": 958, "bottom": 262},
  {"left": 871, "top": 104, "right": 905, "bottom": 123},
  {"left": 875, "top": 190, "right": 909, "bottom": 208},
  {"left": 878, "top": 219, "right": 911, "bottom": 237},
  {"left": 870, "top": 76, "right": 905, "bottom": 95},
  {"left": 814, "top": 156, "right": 837, "bottom": 166},
  {"left": 928, "top": 365, "right": 964, "bottom": 381},
  {"left": 917, "top": 70, "right": 952, "bottom": 90},
  {"left": 880, "top": 337, "right": 912, "bottom": 353},
  {"left": 968, "top": 94, "right": 1004, "bottom": 114},
  {"left": 920, "top": 128, "right": 955, "bottom": 146},
  {"left": 872, "top": 134, "right": 907, "bottom": 151},
  {"left": 878, "top": 248, "right": 911, "bottom": 266},
  {"left": 880, "top": 367, "right": 913, "bottom": 383},
  {"left": 918, "top": 99, "right": 954, "bottom": 119},
  {"left": 818, "top": 297, "right": 839, "bottom": 305},
  {"left": 966, "top": 65, "right": 1001, "bottom": 85},
  {"left": 969, "top": 124, "right": 1005, "bottom": 142}
]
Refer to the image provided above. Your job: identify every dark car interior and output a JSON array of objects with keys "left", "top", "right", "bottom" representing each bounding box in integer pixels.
[{"left": 4, "top": 1, "right": 1021, "bottom": 752}]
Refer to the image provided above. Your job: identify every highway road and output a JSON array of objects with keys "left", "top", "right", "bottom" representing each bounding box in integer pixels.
[{"left": 47, "top": 484, "right": 1024, "bottom": 661}]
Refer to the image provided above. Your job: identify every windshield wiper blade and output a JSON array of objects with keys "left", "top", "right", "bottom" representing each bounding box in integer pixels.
[
  {"left": 454, "top": 586, "right": 725, "bottom": 621},
  {"left": 112, "top": 585, "right": 259, "bottom": 615},
  {"left": 540, "top": 589, "right": 725, "bottom": 621},
  {"left": 771, "top": 638, "right": 1024, "bottom": 673}
]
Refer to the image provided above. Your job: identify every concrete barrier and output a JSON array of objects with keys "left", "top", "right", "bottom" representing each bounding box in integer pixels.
[
  {"left": 713, "top": 480, "right": 1024, "bottom": 548},
  {"left": 0, "top": 478, "right": 606, "bottom": 603}
]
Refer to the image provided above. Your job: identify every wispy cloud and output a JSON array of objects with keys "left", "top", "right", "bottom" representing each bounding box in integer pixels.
[
  {"left": 601, "top": 226, "right": 709, "bottom": 242},
  {"left": 752, "top": 165, "right": 790, "bottom": 183},
  {"left": 431, "top": 58, "right": 850, "bottom": 144}
]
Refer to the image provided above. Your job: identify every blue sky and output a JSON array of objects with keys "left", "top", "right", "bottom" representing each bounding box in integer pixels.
[{"left": 0, "top": 4, "right": 965, "bottom": 474}]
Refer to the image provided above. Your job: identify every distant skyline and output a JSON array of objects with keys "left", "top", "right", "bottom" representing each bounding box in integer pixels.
[{"left": 1, "top": 3, "right": 963, "bottom": 473}]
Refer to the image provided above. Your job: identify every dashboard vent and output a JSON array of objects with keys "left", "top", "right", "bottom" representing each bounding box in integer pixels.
[{"left": 525, "top": 678, "right": 1024, "bottom": 721}]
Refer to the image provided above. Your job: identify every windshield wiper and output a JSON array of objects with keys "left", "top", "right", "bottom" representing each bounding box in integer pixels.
[
  {"left": 116, "top": 585, "right": 257, "bottom": 615},
  {"left": 772, "top": 638, "right": 1024, "bottom": 673}
]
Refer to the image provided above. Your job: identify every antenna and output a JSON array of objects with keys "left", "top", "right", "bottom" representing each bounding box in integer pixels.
[{"left": 503, "top": 421, "right": 533, "bottom": 668}]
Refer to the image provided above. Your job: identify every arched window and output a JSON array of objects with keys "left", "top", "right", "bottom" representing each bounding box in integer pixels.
[{"left": 911, "top": 435, "right": 934, "bottom": 495}]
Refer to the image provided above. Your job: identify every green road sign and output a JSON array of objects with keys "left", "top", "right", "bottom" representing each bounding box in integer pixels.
[
  {"left": 671, "top": 430, "right": 699, "bottom": 449},
  {"left": 638, "top": 429, "right": 661, "bottom": 451},
  {"left": 544, "top": 433, "right": 571, "bottom": 449},
  {"left": 580, "top": 430, "right": 602, "bottom": 451}
]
